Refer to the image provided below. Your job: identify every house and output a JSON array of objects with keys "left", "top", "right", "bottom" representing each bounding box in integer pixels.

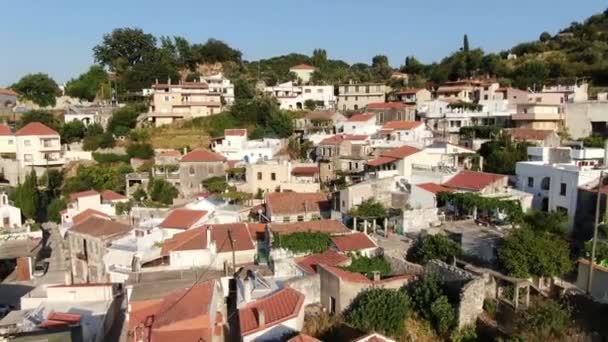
[
  {"left": 390, "top": 71, "right": 409, "bottom": 82},
  {"left": 289, "top": 64, "right": 317, "bottom": 84},
  {"left": 293, "top": 111, "right": 346, "bottom": 135},
  {"left": 157, "top": 208, "right": 208, "bottom": 237},
  {"left": 211, "top": 128, "right": 282, "bottom": 164},
  {"left": 265, "top": 192, "right": 331, "bottom": 222},
  {"left": 443, "top": 170, "right": 508, "bottom": 195},
  {"left": 16, "top": 122, "right": 63, "bottom": 166},
  {"left": 0, "top": 88, "right": 18, "bottom": 112},
  {"left": 67, "top": 216, "right": 132, "bottom": 283},
  {"left": 264, "top": 82, "right": 335, "bottom": 110},
  {"left": 337, "top": 82, "right": 388, "bottom": 111},
  {"left": 238, "top": 287, "right": 305, "bottom": 342},
  {"left": 201, "top": 72, "right": 235, "bottom": 105},
  {"left": 316, "top": 134, "right": 371, "bottom": 183},
  {"left": 394, "top": 88, "right": 432, "bottom": 106},
  {"left": 423, "top": 141, "right": 479, "bottom": 169},
  {"left": 61, "top": 189, "right": 128, "bottom": 227},
  {"left": 366, "top": 145, "right": 425, "bottom": 179},
  {"left": 0, "top": 192, "right": 22, "bottom": 229},
  {"left": 159, "top": 223, "right": 256, "bottom": 269},
  {"left": 146, "top": 81, "right": 223, "bottom": 126},
  {"left": 240, "top": 160, "right": 320, "bottom": 194},
  {"left": 318, "top": 264, "right": 414, "bottom": 314},
  {"left": 293, "top": 251, "right": 350, "bottom": 275},
  {"left": 409, "top": 182, "right": 454, "bottom": 209},
  {"left": 436, "top": 80, "right": 483, "bottom": 103},
  {"left": 180, "top": 148, "right": 226, "bottom": 197},
  {"left": 372, "top": 120, "right": 433, "bottom": 148},
  {"left": 366, "top": 102, "right": 416, "bottom": 124},
  {"left": 504, "top": 128, "right": 561, "bottom": 147},
  {"left": 340, "top": 113, "right": 378, "bottom": 135},
  {"left": 127, "top": 279, "right": 224, "bottom": 342},
  {"left": 331, "top": 232, "right": 380, "bottom": 257},
  {"left": 512, "top": 102, "right": 564, "bottom": 131}
]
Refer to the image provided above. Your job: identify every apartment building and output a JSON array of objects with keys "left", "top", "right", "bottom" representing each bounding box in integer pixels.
[
  {"left": 337, "top": 83, "right": 388, "bottom": 111},
  {"left": 201, "top": 72, "right": 235, "bottom": 105}
]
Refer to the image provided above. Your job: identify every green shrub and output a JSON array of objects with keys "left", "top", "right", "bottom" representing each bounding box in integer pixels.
[
  {"left": 409, "top": 234, "right": 463, "bottom": 264},
  {"left": 342, "top": 255, "right": 391, "bottom": 279},
  {"left": 92, "top": 152, "right": 130, "bottom": 164},
  {"left": 126, "top": 143, "right": 154, "bottom": 159},
  {"left": 272, "top": 232, "right": 331, "bottom": 254},
  {"left": 346, "top": 288, "right": 411, "bottom": 337}
]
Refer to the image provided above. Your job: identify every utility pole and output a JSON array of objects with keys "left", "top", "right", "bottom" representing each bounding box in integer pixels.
[{"left": 587, "top": 171, "right": 604, "bottom": 294}]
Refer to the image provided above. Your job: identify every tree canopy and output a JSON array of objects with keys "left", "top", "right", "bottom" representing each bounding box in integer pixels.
[
  {"left": 409, "top": 234, "right": 463, "bottom": 264},
  {"left": 65, "top": 65, "right": 110, "bottom": 101},
  {"left": 345, "top": 288, "right": 411, "bottom": 337},
  {"left": 11, "top": 73, "right": 60, "bottom": 107}
]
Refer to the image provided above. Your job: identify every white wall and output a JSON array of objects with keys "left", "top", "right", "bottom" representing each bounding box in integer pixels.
[{"left": 242, "top": 309, "right": 304, "bottom": 342}]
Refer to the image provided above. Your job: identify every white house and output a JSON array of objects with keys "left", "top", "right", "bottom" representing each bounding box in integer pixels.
[
  {"left": 0, "top": 192, "right": 22, "bottom": 229},
  {"left": 371, "top": 120, "right": 433, "bottom": 148},
  {"left": 201, "top": 73, "right": 235, "bottom": 105},
  {"left": 264, "top": 81, "right": 335, "bottom": 110},
  {"left": 339, "top": 113, "right": 379, "bottom": 135},
  {"left": 289, "top": 64, "right": 317, "bottom": 84},
  {"left": 211, "top": 128, "right": 282, "bottom": 163},
  {"left": 14, "top": 122, "right": 63, "bottom": 167}
]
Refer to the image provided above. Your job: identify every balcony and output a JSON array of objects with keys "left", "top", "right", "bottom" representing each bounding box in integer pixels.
[
  {"left": 38, "top": 139, "right": 61, "bottom": 152},
  {"left": 511, "top": 113, "right": 563, "bottom": 121}
]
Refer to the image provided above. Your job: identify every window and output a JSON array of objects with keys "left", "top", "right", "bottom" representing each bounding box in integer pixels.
[
  {"left": 271, "top": 173, "right": 276, "bottom": 181},
  {"left": 305, "top": 89, "right": 311, "bottom": 93},
  {"left": 354, "top": 96, "right": 358, "bottom": 101},
  {"left": 8, "top": 140, "right": 13, "bottom": 145},
  {"left": 283, "top": 216, "right": 290, "bottom": 223},
  {"left": 297, "top": 215, "right": 304, "bottom": 222},
  {"left": 560, "top": 183, "right": 567, "bottom": 196},
  {"left": 257, "top": 172, "right": 262, "bottom": 180},
  {"left": 556, "top": 206, "right": 568, "bottom": 215},
  {"left": 527, "top": 177, "right": 534, "bottom": 187},
  {"left": 329, "top": 296, "right": 336, "bottom": 314},
  {"left": 317, "top": 88, "right": 323, "bottom": 93},
  {"left": 164, "top": 96, "right": 170, "bottom": 102},
  {"left": 24, "top": 140, "right": 31, "bottom": 147},
  {"left": 189, "top": 167, "right": 195, "bottom": 175},
  {"left": 484, "top": 95, "right": 489, "bottom": 100}
]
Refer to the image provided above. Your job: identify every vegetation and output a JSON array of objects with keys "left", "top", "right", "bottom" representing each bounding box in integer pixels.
[
  {"left": 126, "top": 143, "right": 154, "bottom": 159},
  {"left": 13, "top": 170, "right": 39, "bottom": 220},
  {"left": 63, "top": 164, "right": 132, "bottom": 196},
  {"left": 17, "top": 110, "right": 60, "bottom": 131},
  {"left": 115, "top": 201, "right": 133, "bottom": 215},
  {"left": 92, "top": 152, "right": 131, "bottom": 164},
  {"left": 201, "top": 176, "right": 229, "bottom": 193},
  {"left": 408, "top": 275, "right": 457, "bottom": 335},
  {"left": 478, "top": 135, "right": 530, "bottom": 175},
  {"left": 580, "top": 134, "right": 606, "bottom": 148},
  {"left": 459, "top": 125, "right": 502, "bottom": 139},
  {"left": 437, "top": 191, "right": 524, "bottom": 224},
  {"left": 147, "top": 178, "right": 179, "bottom": 205},
  {"left": 11, "top": 73, "right": 61, "bottom": 107},
  {"left": 349, "top": 199, "right": 387, "bottom": 218},
  {"left": 514, "top": 300, "right": 570, "bottom": 340},
  {"left": 107, "top": 103, "right": 147, "bottom": 136},
  {"left": 341, "top": 255, "right": 391, "bottom": 279},
  {"left": 60, "top": 120, "right": 86, "bottom": 144},
  {"left": 47, "top": 198, "right": 67, "bottom": 223},
  {"left": 65, "top": 65, "right": 110, "bottom": 101},
  {"left": 345, "top": 288, "right": 411, "bottom": 337},
  {"left": 409, "top": 234, "right": 463, "bottom": 264},
  {"left": 272, "top": 232, "right": 331, "bottom": 254}
]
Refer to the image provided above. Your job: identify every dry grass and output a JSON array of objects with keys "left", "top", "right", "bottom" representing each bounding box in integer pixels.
[{"left": 148, "top": 125, "right": 210, "bottom": 149}]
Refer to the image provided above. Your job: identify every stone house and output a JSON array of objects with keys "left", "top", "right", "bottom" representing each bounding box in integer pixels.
[
  {"left": 241, "top": 160, "right": 320, "bottom": 194},
  {"left": 179, "top": 148, "right": 226, "bottom": 197},
  {"left": 265, "top": 192, "right": 331, "bottom": 223},
  {"left": 67, "top": 216, "right": 132, "bottom": 283},
  {"left": 504, "top": 128, "right": 561, "bottom": 147},
  {"left": 316, "top": 134, "right": 371, "bottom": 183},
  {"left": 366, "top": 102, "right": 417, "bottom": 124}
]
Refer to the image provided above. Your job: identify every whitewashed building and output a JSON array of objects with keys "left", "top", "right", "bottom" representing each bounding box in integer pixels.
[
  {"left": 211, "top": 128, "right": 282, "bottom": 163},
  {"left": 264, "top": 81, "right": 335, "bottom": 110},
  {"left": 201, "top": 73, "right": 235, "bottom": 105}
]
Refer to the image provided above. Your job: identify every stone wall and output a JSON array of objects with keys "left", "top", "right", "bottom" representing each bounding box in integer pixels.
[
  {"left": 284, "top": 274, "right": 321, "bottom": 306},
  {"left": 384, "top": 254, "right": 424, "bottom": 276}
]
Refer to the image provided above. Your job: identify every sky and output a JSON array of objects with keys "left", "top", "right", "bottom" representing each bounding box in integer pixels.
[{"left": 0, "top": 0, "right": 606, "bottom": 86}]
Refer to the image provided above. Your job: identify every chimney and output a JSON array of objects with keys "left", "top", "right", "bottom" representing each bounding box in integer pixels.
[
  {"left": 183, "top": 147, "right": 188, "bottom": 155},
  {"left": 206, "top": 227, "right": 212, "bottom": 249},
  {"left": 372, "top": 271, "right": 381, "bottom": 282},
  {"left": 256, "top": 308, "right": 265, "bottom": 328},
  {"left": 243, "top": 276, "right": 253, "bottom": 304}
]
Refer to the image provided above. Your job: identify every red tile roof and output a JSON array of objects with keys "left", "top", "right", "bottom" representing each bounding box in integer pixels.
[
  {"left": 15, "top": 122, "right": 58, "bottom": 136},
  {"left": 443, "top": 170, "right": 507, "bottom": 191},
  {"left": 382, "top": 121, "right": 422, "bottom": 130},
  {"left": 290, "top": 64, "right": 317, "bottom": 70},
  {"left": 225, "top": 128, "right": 247, "bottom": 136},
  {"left": 69, "top": 217, "right": 132, "bottom": 238},
  {"left": 367, "top": 156, "right": 397, "bottom": 167},
  {"left": 39, "top": 312, "right": 81, "bottom": 329},
  {"left": 295, "top": 251, "right": 349, "bottom": 274},
  {"left": 247, "top": 223, "right": 266, "bottom": 240},
  {"left": 161, "top": 223, "right": 255, "bottom": 256},
  {"left": 416, "top": 183, "right": 454, "bottom": 194},
  {"left": 0, "top": 125, "right": 11, "bottom": 136},
  {"left": 72, "top": 208, "right": 111, "bottom": 225},
  {"left": 159, "top": 209, "right": 208, "bottom": 230},
  {"left": 288, "top": 334, "right": 322, "bottom": 342},
  {"left": 239, "top": 287, "right": 305, "bottom": 336},
  {"left": 181, "top": 148, "right": 226, "bottom": 162},
  {"left": 318, "top": 264, "right": 371, "bottom": 283},
  {"left": 152, "top": 82, "right": 209, "bottom": 90},
  {"left": 380, "top": 145, "right": 421, "bottom": 159},
  {"left": 331, "top": 233, "right": 377, "bottom": 252},
  {"left": 504, "top": 128, "right": 554, "bottom": 141},
  {"left": 100, "top": 190, "right": 127, "bottom": 202},
  {"left": 69, "top": 190, "right": 100, "bottom": 202},
  {"left": 367, "top": 102, "right": 409, "bottom": 110},
  {"left": 0, "top": 88, "right": 18, "bottom": 96},
  {"left": 347, "top": 113, "right": 376, "bottom": 122},
  {"left": 270, "top": 220, "right": 350, "bottom": 235},
  {"left": 291, "top": 166, "right": 320, "bottom": 176},
  {"left": 128, "top": 280, "right": 216, "bottom": 342},
  {"left": 396, "top": 88, "right": 420, "bottom": 95},
  {"left": 266, "top": 192, "right": 329, "bottom": 216},
  {"left": 306, "top": 111, "right": 334, "bottom": 120},
  {"left": 319, "top": 134, "right": 368, "bottom": 146}
]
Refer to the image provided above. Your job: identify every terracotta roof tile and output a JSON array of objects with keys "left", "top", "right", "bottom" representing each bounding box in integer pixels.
[
  {"left": 380, "top": 145, "right": 421, "bottom": 159},
  {"left": 247, "top": 223, "right": 267, "bottom": 240},
  {"left": 319, "top": 134, "right": 368, "bottom": 146},
  {"left": 504, "top": 128, "right": 554, "bottom": 141},
  {"left": 266, "top": 192, "right": 329, "bottom": 216},
  {"left": 69, "top": 190, "right": 100, "bottom": 202},
  {"left": 181, "top": 148, "right": 226, "bottom": 162},
  {"left": 381, "top": 121, "right": 422, "bottom": 130},
  {"left": 161, "top": 223, "right": 255, "bottom": 256},
  {"left": 159, "top": 209, "right": 208, "bottom": 230},
  {"left": 331, "top": 233, "right": 377, "bottom": 252},
  {"left": 305, "top": 111, "right": 334, "bottom": 120},
  {"left": 367, "top": 156, "right": 397, "bottom": 167},
  {"left": 225, "top": 128, "right": 247, "bottom": 136},
  {"left": 291, "top": 166, "right": 320, "bottom": 176},
  {"left": 443, "top": 170, "right": 507, "bottom": 191},
  {"left": 72, "top": 208, "right": 111, "bottom": 225},
  {"left": 239, "top": 287, "right": 305, "bottom": 336},
  {"left": 270, "top": 219, "right": 349, "bottom": 235},
  {"left": 0, "top": 125, "right": 12, "bottom": 136},
  {"left": 347, "top": 113, "right": 376, "bottom": 122},
  {"left": 416, "top": 183, "right": 454, "bottom": 194},
  {"left": 0, "top": 88, "right": 18, "bottom": 97},
  {"left": 395, "top": 88, "right": 419, "bottom": 95},
  {"left": 39, "top": 312, "right": 81, "bottom": 329},
  {"left": 69, "top": 217, "right": 132, "bottom": 238},
  {"left": 318, "top": 264, "right": 371, "bottom": 283},
  {"left": 100, "top": 190, "right": 127, "bottom": 202},
  {"left": 290, "top": 64, "right": 317, "bottom": 70},
  {"left": 295, "top": 251, "right": 349, "bottom": 274},
  {"left": 367, "top": 102, "right": 409, "bottom": 110},
  {"left": 15, "top": 122, "right": 58, "bottom": 136}
]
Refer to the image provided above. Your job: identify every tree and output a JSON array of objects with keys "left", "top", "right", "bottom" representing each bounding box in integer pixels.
[
  {"left": 268, "top": 111, "right": 293, "bottom": 138},
  {"left": 62, "top": 164, "right": 131, "bottom": 195},
  {"left": 540, "top": 31, "right": 552, "bottom": 42},
  {"left": 311, "top": 48, "right": 327, "bottom": 67},
  {"left": 60, "top": 120, "right": 86, "bottom": 144},
  {"left": 515, "top": 300, "right": 570, "bottom": 340},
  {"left": 341, "top": 255, "right": 391, "bottom": 279},
  {"left": 522, "top": 210, "right": 568, "bottom": 236},
  {"left": 126, "top": 143, "right": 154, "bottom": 159},
  {"left": 430, "top": 295, "right": 456, "bottom": 335},
  {"left": 11, "top": 73, "right": 60, "bottom": 107},
  {"left": 463, "top": 34, "right": 470, "bottom": 52},
  {"left": 479, "top": 135, "right": 529, "bottom": 175},
  {"left": 403, "top": 56, "right": 425, "bottom": 75},
  {"left": 234, "top": 78, "right": 255, "bottom": 100},
  {"left": 346, "top": 288, "right": 411, "bottom": 337},
  {"left": 512, "top": 60, "right": 549, "bottom": 90},
  {"left": 350, "top": 199, "right": 387, "bottom": 218},
  {"left": 13, "top": 170, "right": 39, "bottom": 220},
  {"left": 147, "top": 178, "right": 178, "bottom": 205},
  {"left": 17, "top": 110, "right": 61, "bottom": 131},
  {"left": 202, "top": 176, "right": 229, "bottom": 193},
  {"left": 272, "top": 232, "right": 332, "bottom": 254},
  {"left": 65, "top": 65, "right": 109, "bottom": 101},
  {"left": 498, "top": 227, "right": 571, "bottom": 278},
  {"left": 408, "top": 275, "right": 457, "bottom": 335},
  {"left": 132, "top": 188, "right": 147, "bottom": 202},
  {"left": 372, "top": 55, "right": 389, "bottom": 69},
  {"left": 39, "top": 169, "right": 64, "bottom": 196},
  {"left": 304, "top": 99, "right": 317, "bottom": 111},
  {"left": 192, "top": 38, "right": 242, "bottom": 64},
  {"left": 47, "top": 198, "right": 67, "bottom": 223},
  {"left": 409, "top": 234, "right": 463, "bottom": 264},
  {"left": 93, "top": 27, "right": 157, "bottom": 70},
  {"left": 107, "top": 103, "right": 146, "bottom": 136}
]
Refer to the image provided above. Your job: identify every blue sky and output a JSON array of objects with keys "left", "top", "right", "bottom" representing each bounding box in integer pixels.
[{"left": 0, "top": 0, "right": 606, "bottom": 86}]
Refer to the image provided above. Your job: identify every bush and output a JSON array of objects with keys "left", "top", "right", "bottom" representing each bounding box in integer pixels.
[
  {"left": 107, "top": 103, "right": 147, "bottom": 136},
  {"left": 516, "top": 300, "right": 570, "bottom": 340},
  {"left": 115, "top": 201, "right": 133, "bottom": 215},
  {"left": 202, "top": 176, "right": 229, "bottom": 194},
  {"left": 47, "top": 198, "right": 67, "bottom": 223},
  {"left": 346, "top": 288, "right": 411, "bottom": 337},
  {"left": 132, "top": 188, "right": 147, "bottom": 202},
  {"left": 408, "top": 274, "right": 457, "bottom": 335},
  {"left": 430, "top": 296, "right": 456, "bottom": 335},
  {"left": 83, "top": 132, "right": 116, "bottom": 151},
  {"left": 409, "top": 234, "right": 463, "bottom": 264},
  {"left": 126, "top": 143, "right": 154, "bottom": 159},
  {"left": 272, "top": 232, "right": 331, "bottom": 254},
  {"left": 341, "top": 255, "right": 391, "bottom": 279},
  {"left": 92, "top": 152, "right": 130, "bottom": 164},
  {"left": 147, "top": 178, "right": 178, "bottom": 205}
]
